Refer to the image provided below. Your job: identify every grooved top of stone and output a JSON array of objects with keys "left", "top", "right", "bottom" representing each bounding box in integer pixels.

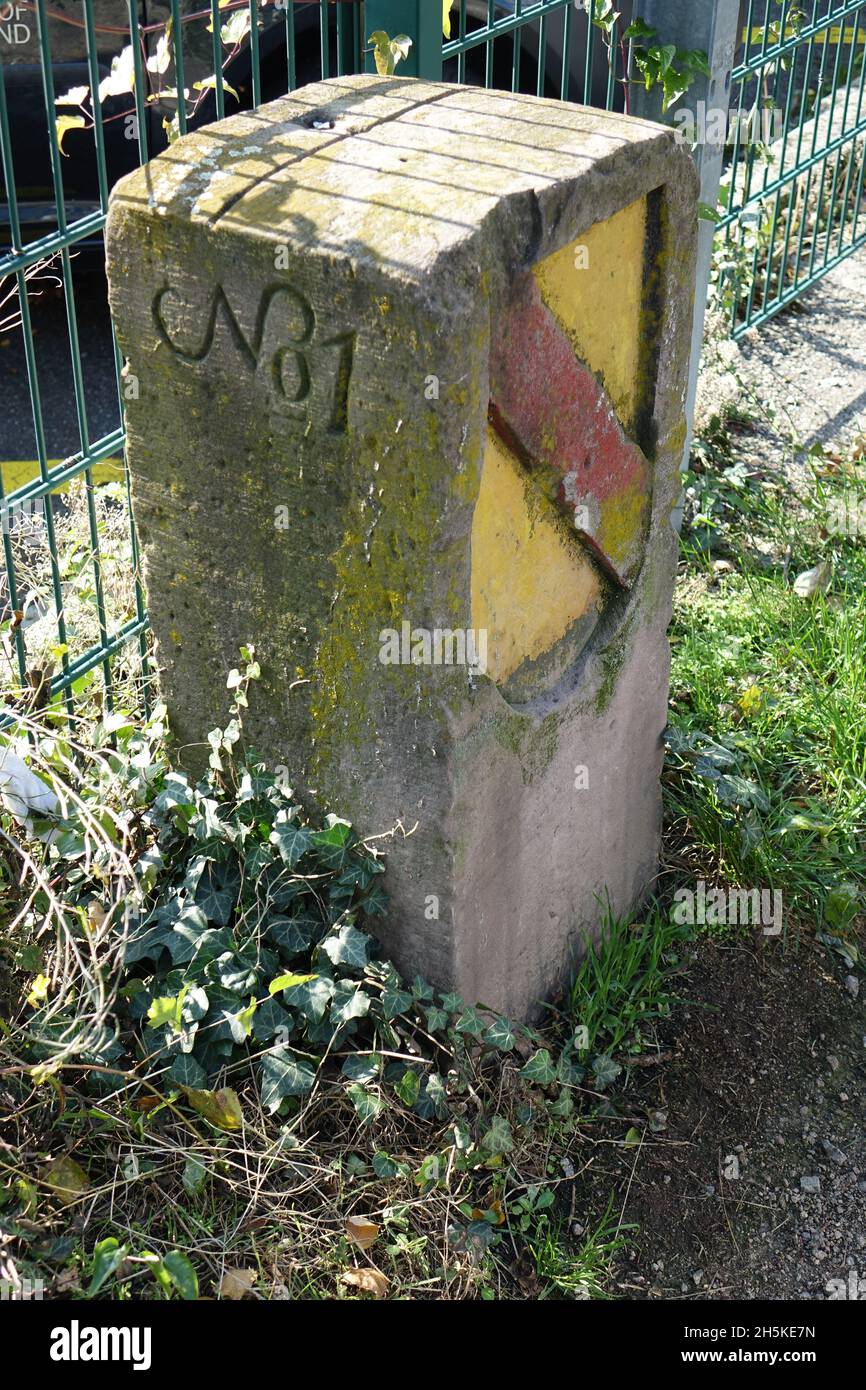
[{"left": 109, "top": 74, "right": 692, "bottom": 284}]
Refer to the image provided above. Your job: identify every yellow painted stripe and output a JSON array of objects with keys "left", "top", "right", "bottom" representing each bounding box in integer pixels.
[
  {"left": 471, "top": 430, "right": 601, "bottom": 685},
  {"left": 1, "top": 459, "right": 124, "bottom": 494},
  {"left": 532, "top": 198, "right": 647, "bottom": 435},
  {"left": 744, "top": 25, "right": 866, "bottom": 44}
]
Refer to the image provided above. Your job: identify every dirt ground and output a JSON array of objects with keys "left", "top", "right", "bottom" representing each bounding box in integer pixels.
[{"left": 575, "top": 929, "right": 865, "bottom": 1300}]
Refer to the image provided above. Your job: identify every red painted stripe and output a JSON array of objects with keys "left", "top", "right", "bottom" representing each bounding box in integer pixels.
[{"left": 490, "top": 272, "right": 651, "bottom": 586}]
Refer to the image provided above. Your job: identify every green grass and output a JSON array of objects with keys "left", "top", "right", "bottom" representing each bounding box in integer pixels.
[
  {"left": 564, "top": 908, "right": 689, "bottom": 1057},
  {"left": 668, "top": 427, "right": 866, "bottom": 937}
]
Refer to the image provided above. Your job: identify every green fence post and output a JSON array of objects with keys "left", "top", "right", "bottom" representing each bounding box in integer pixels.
[{"left": 364, "top": 1, "right": 443, "bottom": 79}]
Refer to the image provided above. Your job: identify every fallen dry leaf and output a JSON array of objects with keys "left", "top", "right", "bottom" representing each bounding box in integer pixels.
[
  {"left": 41, "top": 1155, "right": 90, "bottom": 1204},
  {"left": 87, "top": 900, "right": 108, "bottom": 932},
  {"left": 181, "top": 1085, "right": 244, "bottom": 1132},
  {"left": 340, "top": 1267, "right": 389, "bottom": 1299},
  {"left": 219, "top": 1267, "right": 257, "bottom": 1300},
  {"left": 346, "top": 1215, "right": 379, "bottom": 1250},
  {"left": 132, "top": 1095, "right": 163, "bottom": 1114}
]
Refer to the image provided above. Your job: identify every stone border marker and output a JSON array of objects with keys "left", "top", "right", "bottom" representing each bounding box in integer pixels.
[{"left": 107, "top": 75, "right": 698, "bottom": 1019}]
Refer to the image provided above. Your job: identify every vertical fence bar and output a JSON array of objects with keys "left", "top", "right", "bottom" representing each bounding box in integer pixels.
[
  {"left": 0, "top": 65, "right": 28, "bottom": 693},
  {"left": 319, "top": 0, "right": 330, "bottom": 80},
  {"left": 583, "top": 2, "right": 596, "bottom": 104},
  {"left": 457, "top": 0, "right": 467, "bottom": 84},
  {"left": 124, "top": 0, "right": 150, "bottom": 162},
  {"left": 486, "top": 0, "right": 495, "bottom": 89},
  {"left": 560, "top": 1, "right": 573, "bottom": 101},
  {"left": 248, "top": 0, "right": 262, "bottom": 107},
  {"left": 209, "top": 0, "right": 226, "bottom": 119},
  {"left": 169, "top": 0, "right": 188, "bottom": 138},
  {"left": 835, "top": 9, "right": 866, "bottom": 254},
  {"left": 512, "top": 0, "right": 523, "bottom": 91},
  {"left": 285, "top": 1, "right": 298, "bottom": 91}
]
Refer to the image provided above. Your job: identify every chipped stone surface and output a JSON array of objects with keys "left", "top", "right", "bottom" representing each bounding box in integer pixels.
[{"left": 107, "top": 75, "right": 697, "bottom": 1017}]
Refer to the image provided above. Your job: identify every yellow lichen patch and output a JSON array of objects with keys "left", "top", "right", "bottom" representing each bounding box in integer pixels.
[
  {"left": 471, "top": 430, "right": 601, "bottom": 685},
  {"left": 597, "top": 473, "right": 648, "bottom": 573},
  {"left": 532, "top": 197, "right": 647, "bottom": 431}
]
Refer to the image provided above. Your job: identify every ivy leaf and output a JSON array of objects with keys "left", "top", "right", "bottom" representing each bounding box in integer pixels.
[
  {"left": 394, "top": 1069, "right": 421, "bottom": 1107},
  {"left": 194, "top": 860, "right": 238, "bottom": 926},
  {"left": 42, "top": 1156, "right": 90, "bottom": 1204},
  {"left": 310, "top": 815, "right": 355, "bottom": 871},
  {"left": 347, "top": 1083, "right": 386, "bottom": 1123},
  {"left": 368, "top": 29, "right": 413, "bottom": 77},
  {"left": 135, "top": 846, "right": 163, "bottom": 892},
  {"left": 182, "top": 1156, "right": 208, "bottom": 1195},
  {"left": 320, "top": 922, "right": 370, "bottom": 970},
  {"left": 372, "top": 1151, "right": 401, "bottom": 1178},
  {"left": 455, "top": 1006, "right": 486, "bottom": 1038},
  {"left": 416, "top": 1154, "right": 442, "bottom": 1189},
  {"left": 168, "top": 1053, "right": 207, "bottom": 1089},
  {"left": 557, "top": 1051, "right": 585, "bottom": 1086},
  {"left": 251, "top": 995, "right": 292, "bottom": 1043},
  {"left": 550, "top": 1089, "right": 574, "bottom": 1118},
  {"left": 424, "top": 1004, "right": 449, "bottom": 1033},
  {"left": 98, "top": 43, "right": 136, "bottom": 101},
  {"left": 623, "top": 17, "right": 656, "bottom": 40},
  {"left": 226, "top": 996, "right": 257, "bottom": 1044},
  {"left": 147, "top": 987, "right": 186, "bottom": 1033},
  {"left": 219, "top": 9, "right": 250, "bottom": 49},
  {"left": 167, "top": 915, "right": 230, "bottom": 967},
  {"left": 361, "top": 879, "right": 388, "bottom": 916},
  {"left": 55, "top": 84, "right": 89, "bottom": 107},
  {"left": 212, "top": 952, "right": 257, "bottom": 996},
  {"left": 330, "top": 981, "right": 370, "bottom": 1029},
  {"left": 381, "top": 985, "right": 412, "bottom": 1019},
  {"left": 280, "top": 973, "right": 334, "bottom": 1023},
  {"left": 439, "top": 991, "right": 463, "bottom": 1014},
  {"left": 266, "top": 914, "right": 317, "bottom": 956},
  {"left": 145, "top": 21, "right": 173, "bottom": 76},
  {"left": 342, "top": 1053, "right": 381, "bottom": 1083},
  {"left": 414, "top": 1072, "right": 448, "bottom": 1120},
  {"left": 521, "top": 1049, "right": 557, "bottom": 1085},
  {"left": 259, "top": 1047, "right": 316, "bottom": 1112},
  {"left": 269, "top": 818, "right": 313, "bottom": 868},
  {"left": 481, "top": 1115, "right": 513, "bottom": 1155},
  {"left": 484, "top": 1017, "right": 516, "bottom": 1051},
  {"left": 714, "top": 774, "right": 769, "bottom": 811},
  {"left": 591, "top": 1055, "right": 622, "bottom": 1090}
]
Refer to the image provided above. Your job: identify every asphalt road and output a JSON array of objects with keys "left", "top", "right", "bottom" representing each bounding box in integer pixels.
[{"left": 1, "top": 268, "right": 120, "bottom": 466}]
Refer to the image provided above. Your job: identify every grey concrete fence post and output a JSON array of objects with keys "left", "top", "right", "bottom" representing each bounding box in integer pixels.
[{"left": 632, "top": 0, "right": 742, "bottom": 516}]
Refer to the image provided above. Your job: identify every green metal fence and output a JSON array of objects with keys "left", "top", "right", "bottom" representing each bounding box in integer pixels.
[
  {"left": 2, "top": 0, "right": 864, "bottom": 722},
  {"left": 0, "top": 0, "right": 367, "bottom": 723},
  {"left": 716, "top": 0, "right": 866, "bottom": 336}
]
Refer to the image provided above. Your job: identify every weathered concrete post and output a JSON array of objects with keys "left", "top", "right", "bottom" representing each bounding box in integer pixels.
[
  {"left": 106, "top": 75, "right": 697, "bottom": 1018},
  {"left": 633, "top": 0, "right": 742, "bottom": 516}
]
